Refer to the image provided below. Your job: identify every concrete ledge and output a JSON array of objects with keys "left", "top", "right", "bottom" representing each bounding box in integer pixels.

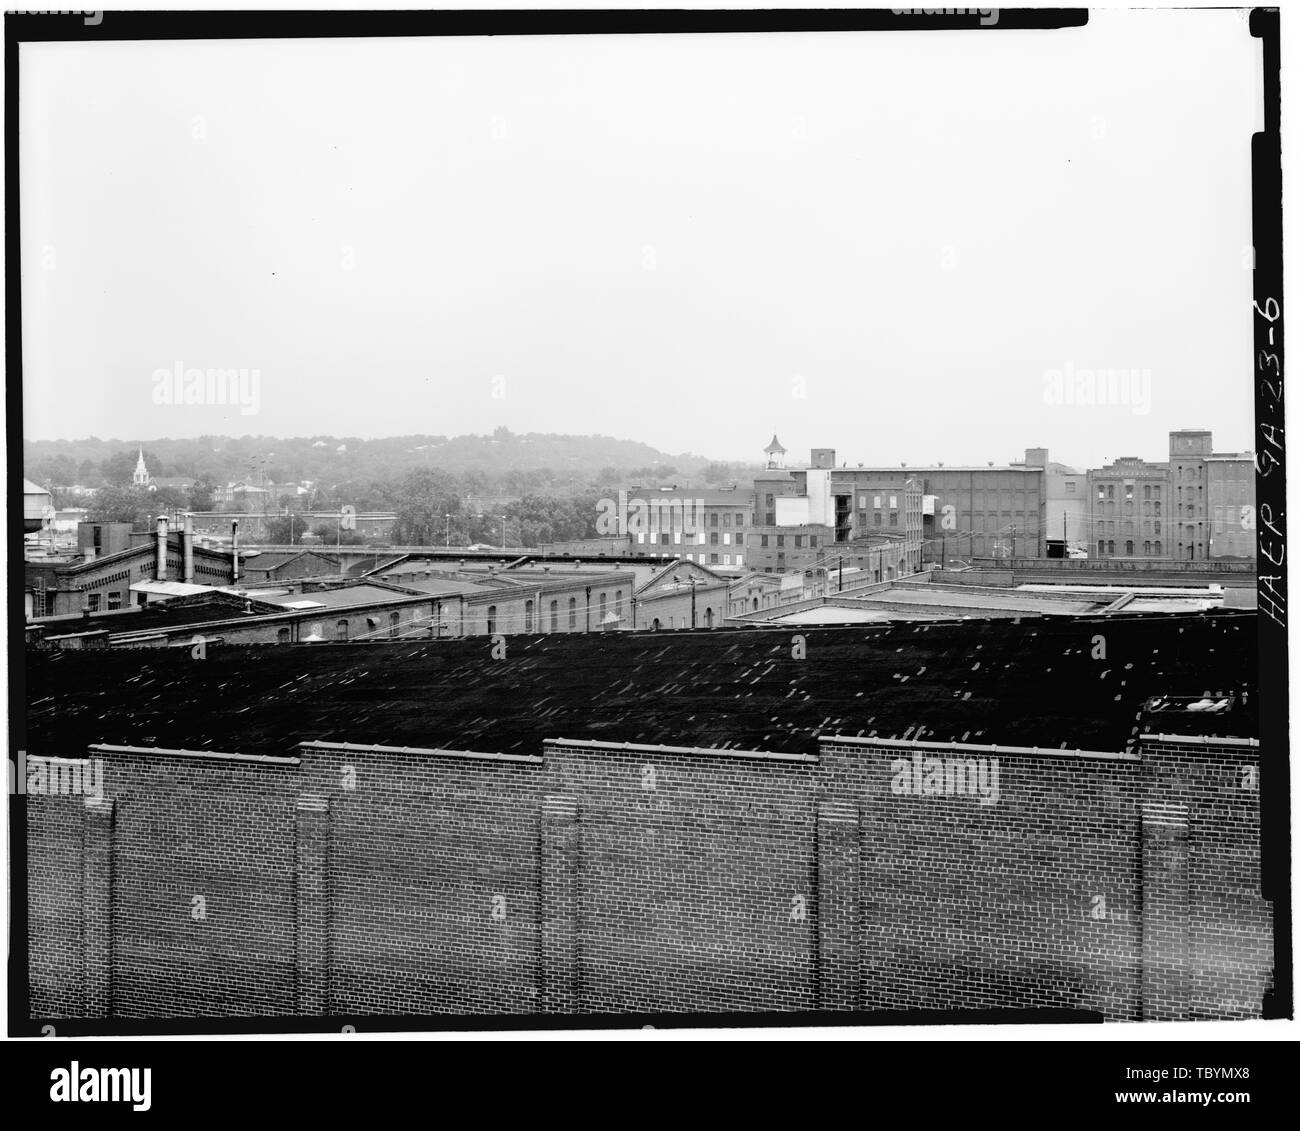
[
  {"left": 1144, "top": 733, "right": 1260, "bottom": 748},
  {"left": 548, "top": 737, "right": 818, "bottom": 763},
  {"left": 822, "top": 734, "right": 1140, "bottom": 761},
  {"left": 299, "top": 740, "right": 543, "bottom": 764},
  {"left": 88, "top": 743, "right": 301, "bottom": 766}
]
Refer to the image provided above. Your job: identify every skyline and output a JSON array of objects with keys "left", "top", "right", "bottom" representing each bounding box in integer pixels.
[{"left": 21, "top": 9, "right": 1259, "bottom": 469}]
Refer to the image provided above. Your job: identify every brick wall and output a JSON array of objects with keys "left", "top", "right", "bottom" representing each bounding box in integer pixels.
[{"left": 25, "top": 732, "right": 1271, "bottom": 1024}]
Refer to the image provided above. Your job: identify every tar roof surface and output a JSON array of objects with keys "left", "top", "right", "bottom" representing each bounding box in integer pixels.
[{"left": 26, "top": 611, "right": 1255, "bottom": 758}]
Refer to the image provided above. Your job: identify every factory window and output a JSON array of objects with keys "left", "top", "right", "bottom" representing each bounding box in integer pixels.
[
  {"left": 549, "top": 600, "right": 559, "bottom": 632},
  {"left": 524, "top": 600, "right": 535, "bottom": 632},
  {"left": 336, "top": 619, "right": 349, "bottom": 641},
  {"left": 487, "top": 605, "right": 497, "bottom": 634},
  {"left": 278, "top": 628, "right": 291, "bottom": 643},
  {"left": 568, "top": 597, "right": 577, "bottom": 630},
  {"left": 107, "top": 591, "right": 123, "bottom": 610}
]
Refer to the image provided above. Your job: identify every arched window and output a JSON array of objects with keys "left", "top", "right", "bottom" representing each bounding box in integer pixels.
[
  {"left": 705, "top": 607, "right": 714, "bottom": 628},
  {"left": 549, "top": 600, "right": 558, "bottom": 632},
  {"left": 752, "top": 598, "right": 759, "bottom": 611},
  {"left": 1107, "top": 540, "right": 1115, "bottom": 555},
  {"left": 615, "top": 590, "right": 623, "bottom": 619},
  {"left": 1155, "top": 540, "right": 1162, "bottom": 556},
  {"left": 336, "top": 619, "right": 349, "bottom": 641},
  {"left": 389, "top": 611, "right": 401, "bottom": 638},
  {"left": 524, "top": 599, "right": 534, "bottom": 632},
  {"left": 486, "top": 605, "right": 497, "bottom": 634},
  {"left": 1125, "top": 540, "right": 1134, "bottom": 555},
  {"left": 277, "top": 628, "right": 291, "bottom": 643},
  {"left": 567, "top": 597, "right": 576, "bottom": 630},
  {"left": 599, "top": 593, "right": 607, "bottom": 625},
  {"left": 1143, "top": 541, "right": 1151, "bottom": 556},
  {"left": 652, "top": 618, "right": 661, "bottom": 631},
  {"left": 1097, "top": 540, "right": 1105, "bottom": 557}
]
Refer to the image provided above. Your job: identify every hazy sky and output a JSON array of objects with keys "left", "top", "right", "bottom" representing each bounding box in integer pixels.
[{"left": 21, "top": 9, "right": 1261, "bottom": 468}]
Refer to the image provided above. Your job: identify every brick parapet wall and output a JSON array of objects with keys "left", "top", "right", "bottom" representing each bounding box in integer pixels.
[{"left": 25, "top": 732, "right": 1269, "bottom": 1024}]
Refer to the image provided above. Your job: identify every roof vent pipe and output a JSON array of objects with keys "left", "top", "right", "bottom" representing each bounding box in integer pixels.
[{"left": 155, "top": 515, "right": 169, "bottom": 581}]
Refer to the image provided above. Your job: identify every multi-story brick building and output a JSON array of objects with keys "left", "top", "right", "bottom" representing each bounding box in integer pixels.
[
  {"left": 1085, "top": 431, "right": 1255, "bottom": 562},
  {"left": 625, "top": 485, "right": 753, "bottom": 571},
  {"left": 801, "top": 448, "right": 1037, "bottom": 566},
  {"left": 1206, "top": 452, "right": 1256, "bottom": 560}
]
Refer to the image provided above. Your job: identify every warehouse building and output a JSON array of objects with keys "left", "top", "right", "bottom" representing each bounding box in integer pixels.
[{"left": 21, "top": 611, "right": 1270, "bottom": 1025}]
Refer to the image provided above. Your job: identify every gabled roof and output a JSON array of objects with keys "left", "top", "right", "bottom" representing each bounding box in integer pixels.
[{"left": 634, "top": 559, "right": 729, "bottom": 597}]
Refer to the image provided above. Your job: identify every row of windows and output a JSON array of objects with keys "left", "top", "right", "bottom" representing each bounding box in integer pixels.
[
  {"left": 636, "top": 532, "right": 743, "bottom": 546},
  {"left": 636, "top": 509, "right": 749, "bottom": 529},
  {"left": 1095, "top": 520, "right": 1162, "bottom": 535},
  {"left": 1096, "top": 541, "right": 1163, "bottom": 557},
  {"left": 758, "top": 533, "right": 821, "bottom": 548},
  {"left": 1095, "top": 483, "right": 1164, "bottom": 500}
]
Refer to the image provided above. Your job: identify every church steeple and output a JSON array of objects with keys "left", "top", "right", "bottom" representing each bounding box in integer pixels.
[
  {"left": 763, "top": 434, "right": 787, "bottom": 470},
  {"left": 132, "top": 447, "right": 150, "bottom": 487}
]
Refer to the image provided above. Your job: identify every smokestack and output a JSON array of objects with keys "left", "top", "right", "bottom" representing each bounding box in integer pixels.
[
  {"left": 183, "top": 513, "right": 195, "bottom": 584},
  {"left": 155, "top": 515, "right": 169, "bottom": 581},
  {"left": 231, "top": 519, "right": 240, "bottom": 583}
]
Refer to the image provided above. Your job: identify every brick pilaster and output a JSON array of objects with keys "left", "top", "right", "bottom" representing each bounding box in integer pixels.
[
  {"left": 295, "top": 794, "right": 331, "bottom": 1015},
  {"left": 817, "top": 800, "right": 861, "bottom": 1010},
  {"left": 1141, "top": 802, "right": 1190, "bottom": 1020},
  {"left": 540, "top": 795, "right": 580, "bottom": 1013},
  {"left": 81, "top": 796, "right": 115, "bottom": 1018}
]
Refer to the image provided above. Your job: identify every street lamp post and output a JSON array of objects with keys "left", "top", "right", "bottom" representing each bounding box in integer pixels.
[
  {"left": 445, "top": 513, "right": 451, "bottom": 547},
  {"left": 501, "top": 514, "right": 507, "bottom": 551}
]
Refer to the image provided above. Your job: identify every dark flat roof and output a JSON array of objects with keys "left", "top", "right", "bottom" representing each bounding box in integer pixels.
[{"left": 25, "top": 611, "right": 1255, "bottom": 758}]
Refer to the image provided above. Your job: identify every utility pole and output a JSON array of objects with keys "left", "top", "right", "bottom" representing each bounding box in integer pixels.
[
  {"left": 690, "top": 575, "right": 697, "bottom": 628},
  {"left": 500, "top": 514, "right": 507, "bottom": 551},
  {"left": 445, "top": 513, "right": 451, "bottom": 547}
]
